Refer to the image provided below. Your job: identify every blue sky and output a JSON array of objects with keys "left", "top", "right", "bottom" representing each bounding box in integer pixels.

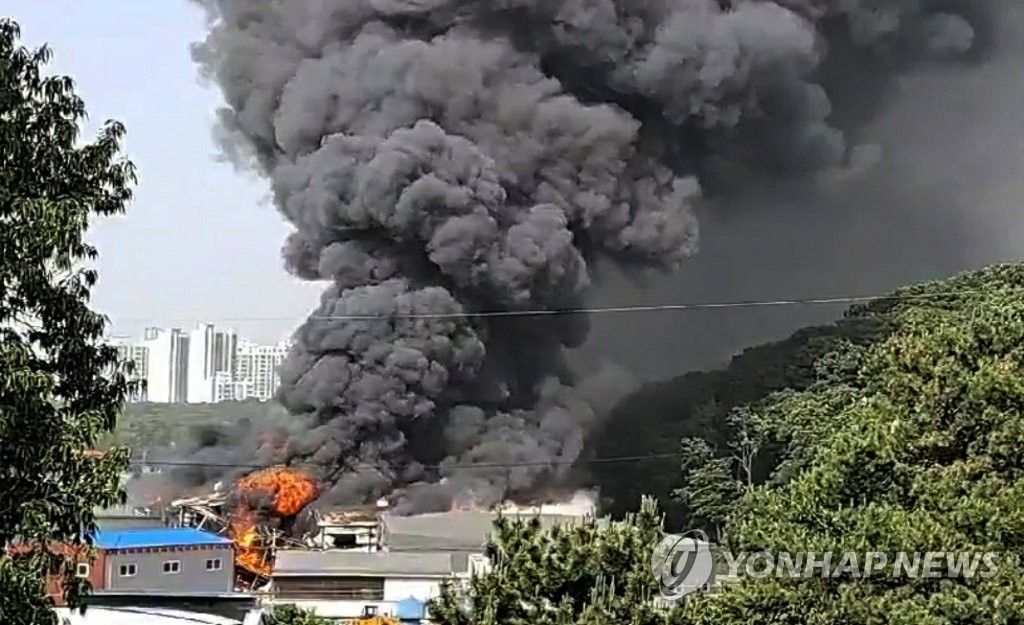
[{"left": 2, "top": 1, "right": 321, "bottom": 343}]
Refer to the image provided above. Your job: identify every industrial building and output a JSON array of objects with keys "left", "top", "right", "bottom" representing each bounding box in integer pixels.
[
  {"left": 162, "top": 489, "right": 593, "bottom": 621},
  {"left": 380, "top": 509, "right": 583, "bottom": 553},
  {"left": 270, "top": 550, "right": 468, "bottom": 621},
  {"left": 260, "top": 508, "right": 583, "bottom": 620},
  {"left": 92, "top": 528, "right": 236, "bottom": 594}
]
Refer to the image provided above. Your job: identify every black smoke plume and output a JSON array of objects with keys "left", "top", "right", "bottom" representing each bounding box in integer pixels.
[{"left": 187, "top": 0, "right": 1005, "bottom": 512}]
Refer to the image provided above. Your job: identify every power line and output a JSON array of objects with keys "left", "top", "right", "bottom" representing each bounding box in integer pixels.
[
  {"left": 106, "top": 286, "right": 996, "bottom": 324},
  {"left": 106, "top": 285, "right": 1004, "bottom": 473},
  {"left": 126, "top": 452, "right": 683, "bottom": 472}
]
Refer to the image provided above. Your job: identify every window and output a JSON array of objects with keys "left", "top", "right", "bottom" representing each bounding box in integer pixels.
[
  {"left": 274, "top": 576, "right": 384, "bottom": 600},
  {"left": 75, "top": 563, "right": 90, "bottom": 578},
  {"left": 205, "top": 558, "right": 222, "bottom": 571},
  {"left": 118, "top": 563, "right": 137, "bottom": 577},
  {"left": 330, "top": 534, "right": 358, "bottom": 549},
  {"left": 162, "top": 560, "right": 181, "bottom": 574}
]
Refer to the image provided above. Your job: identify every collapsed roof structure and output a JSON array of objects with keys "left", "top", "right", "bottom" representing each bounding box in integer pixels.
[{"left": 162, "top": 475, "right": 595, "bottom": 592}]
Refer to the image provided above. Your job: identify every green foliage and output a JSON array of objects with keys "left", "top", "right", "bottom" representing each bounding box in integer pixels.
[
  {"left": 268, "top": 604, "right": 332, "bottom": 625},
  {"left": 0, "top": 20, "right": 136, "bottom": 624},
  {"left": 429, "top": 497, "right": 686, "bottom": 625},
  {"left": 593, "top": 318, "right": 892, "bottom": 527},
  {"left": 444, "top": 264, "right": 1024, "bottom": 625},
  {"left": 96, "top": 400, "right": 278, "bottom": 452},
  {"left": 673, "top": 436, "right": 743, "bottom": 539},
  {"left": 592, "top": 264, "right": 1019, "bottom": 528},
  {"left": 688, "top": 263, "right": 1024, "bottom": 624}
]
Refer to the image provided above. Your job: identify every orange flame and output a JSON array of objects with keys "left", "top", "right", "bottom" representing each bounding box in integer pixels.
[
  {"left": 228, "top": 509, "right": 269, "bottom": 576},
  {"left": 228, "top": 466, "right": 319, "bottom": 576},
  {"left": 235, "top": 466, "right": 319, "bottom": 517}
]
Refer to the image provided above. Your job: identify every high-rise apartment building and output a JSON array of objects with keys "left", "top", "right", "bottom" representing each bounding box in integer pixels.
[
  {"left": 106, "top": 327, "right": 288, "bottom": 404},
  {"left": 141, "top": 327, "right": 189, "bottom": 403},
  {"left": 213, "top": 371, "right": 248, "bottom": 402},
  {"left": 234, "top": 340, "right": 289, "bottom": 401},
  {"left": 106, "top": 336, "right": 149, "bottom": 402},
  {"left": 186, "top": 323, "right": 238, "bottom": 403}
]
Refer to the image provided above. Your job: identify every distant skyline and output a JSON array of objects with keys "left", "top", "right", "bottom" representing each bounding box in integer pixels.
[
  {"left": 1, "top": 1, "right": 322, "bottom": 344},
  {"left": 105, "top": 319, "right": 290, "bottom": 346}
]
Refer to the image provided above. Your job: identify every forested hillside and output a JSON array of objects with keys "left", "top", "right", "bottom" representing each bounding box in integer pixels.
[
  {"left": 432, "top": 262, "right": 1024, "bottom": 625},
  {"left": 688, "top": 261, "right": 1024, "bottom": 621},
  {"left": 591, "top": 265, "right": 1018, "bottom": 528},
  {"left": 98, "top": 400, "right": 282, "bottom": 452}
]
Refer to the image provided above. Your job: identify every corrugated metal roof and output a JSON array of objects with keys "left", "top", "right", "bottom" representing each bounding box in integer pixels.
[
  {"left": 316, "top": 506, "right": 382, "bottom": 526},
  {"left": 93, "top": 528, "right": 231, "bottom": 550},
  {"left": 89, "top": 591, "right": 256, "bottom": 599},
  {"left": 55, "top": 606, "right": 254, "bottom": 624},
  {"left": 381, "top": 511, "right": 582, "bottom": 551},
  {"left": 273, "top": 550, "right": 463, "bottom": 577}
]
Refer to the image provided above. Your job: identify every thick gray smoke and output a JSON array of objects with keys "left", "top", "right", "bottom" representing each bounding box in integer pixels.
[
  {"left": 580, "top": 0, "right": 1023, "bottom": 380},
  {"left": 190, "top": 0, "right": 1000, "bottom": 512}
]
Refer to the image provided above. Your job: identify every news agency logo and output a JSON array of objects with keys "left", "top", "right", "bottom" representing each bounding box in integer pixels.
[
  {"left": 650, "top": 530, "right": 715, "bottom": 600},
  {"left": 650, "top": 532, "right": 1005, "bottom": 602}
]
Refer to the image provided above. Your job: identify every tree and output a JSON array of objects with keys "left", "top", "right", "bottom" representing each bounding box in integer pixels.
[
  {"left": 0, "top": 20, "right": 137, "bottom": 625},
  {"left": 687, "top": 264, "right": 1024, "bottom": 624},
  {"left": 268, "top": 604, "right": 332, "bottom": 625},
  {"left": 673, "top": 437, "right": 743, "bottom": 541},
  {"left": 591, "top": 299, "right": 898, "bottom": 527},
  {"left": 96, "top": 400, "right": 283, "bottom": 453},
  {"left": 429, "top": 266, "right": 1024, "bottom": 625},
  {"left": 429, "top": 498, "right": 686, "bottom": 625},
  {"left": 593, "top": 263, "right": 1024, "bottom": 529}
]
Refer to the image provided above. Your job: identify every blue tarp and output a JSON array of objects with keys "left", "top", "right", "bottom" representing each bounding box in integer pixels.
[{"left": 395, "top": 597, "right": 426, "bottom": 620}]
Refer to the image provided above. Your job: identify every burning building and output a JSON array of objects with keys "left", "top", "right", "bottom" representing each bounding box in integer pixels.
[
  {"left": 168, "top": 462, "right": 595, "bottom": 583},
  {"left": 168, "top": 466, "right": 320, "bottom": 583},
  {"left": 227, "top": 466, "right": 320, "bottom": 576},
  {"left": 307, "top": 503, "right": 387, "bottom": 552}
]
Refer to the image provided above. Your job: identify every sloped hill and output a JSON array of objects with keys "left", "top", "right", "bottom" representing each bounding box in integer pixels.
[{"left": 590, "top": 263, "right": 1024, "bottom": 527}]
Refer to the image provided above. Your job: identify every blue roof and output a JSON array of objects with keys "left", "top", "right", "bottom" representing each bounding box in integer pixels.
[{"left": 92, "top": 528, "right": 231, "bottom": 550}]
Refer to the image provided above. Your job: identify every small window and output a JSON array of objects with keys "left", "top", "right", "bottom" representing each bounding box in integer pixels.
[
  {"left": 75, "top": 563, "right": 90, "bottom": 578},
  {"left": 162, "top": 560, "right": 181, "bottom": 574},
  {"left": 331, "top": 534, "right": 358, "bottom": 549},
  {"left": 205, "top": 558, "right": 222, "bottom": 571},
  {"left": 118, "top": 563, "right": 137, "bottom": 577}
]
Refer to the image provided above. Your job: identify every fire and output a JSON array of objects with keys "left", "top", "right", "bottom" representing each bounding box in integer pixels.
[
  {"left": 228, "top": 509, "right": 269, "bottom": 577},
  {"left": 228, "top": 466, "right": 319, "bottom": 576},
  {"left": 235, "top": 466, "right": 319, "bottom": 517}
]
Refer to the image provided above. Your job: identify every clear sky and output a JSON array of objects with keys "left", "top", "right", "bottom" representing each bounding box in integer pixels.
[{"left": 1, "top": 1, "right": 322, "bottom": 343}]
